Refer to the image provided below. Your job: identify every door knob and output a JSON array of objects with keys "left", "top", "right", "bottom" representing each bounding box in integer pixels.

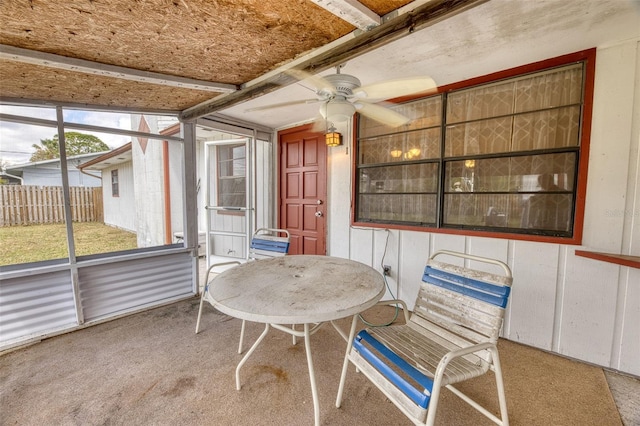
[
  {"left": 315, "top": 211, "right": 323, "bottom": 217},
  {"left": 317, "top": 200, "right": 323, "bottom": 205}
]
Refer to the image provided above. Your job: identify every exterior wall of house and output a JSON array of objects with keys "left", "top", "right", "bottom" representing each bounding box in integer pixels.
[
  {"left": 102, "top": 161, "right": 136, "bottom": 232},
  {"left": 132, "top": 115, "right": 166, "bottom": 248},
  {"left": 326, "top": 39, "right": 640, "bottom": 376},
  {"left": 168, "top": 141, "right": 184, "bottom": 241}
]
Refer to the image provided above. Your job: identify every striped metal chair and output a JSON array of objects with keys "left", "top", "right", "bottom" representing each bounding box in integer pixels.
[
  {"left": 336, "top": 250, "right": 512, "bottom": 426},
  {"left": 195, "top": 228, "right": 290, "bottom": 352}
]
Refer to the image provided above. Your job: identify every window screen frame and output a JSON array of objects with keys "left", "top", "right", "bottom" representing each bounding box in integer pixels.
[{"left": 351, "top": 49, "right": 595, "bottom": 245}]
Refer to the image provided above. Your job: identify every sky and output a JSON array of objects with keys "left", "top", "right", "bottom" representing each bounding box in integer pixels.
[{"left": 0, "top": 105, "right": 131, "bottom": 166}]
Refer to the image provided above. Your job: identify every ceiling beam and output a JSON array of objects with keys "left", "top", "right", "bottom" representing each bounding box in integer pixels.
[
  {"left": 180, "top": 0, "right": 488, "bottom": 122},
  {"left": 310, "top": 0, "right": 381, "bottom": 31},
  {"left": 0, "top": 44, "right": 238, "bottom": 94}
]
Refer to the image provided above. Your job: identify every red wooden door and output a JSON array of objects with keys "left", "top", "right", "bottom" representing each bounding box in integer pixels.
[{"left": 279, "top": 125, "right": 327, "bottom": 255}]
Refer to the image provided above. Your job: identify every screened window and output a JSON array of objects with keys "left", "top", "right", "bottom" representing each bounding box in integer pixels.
[
  {"left": 355, "top": 55, "right": 592, "bottom": 240},
  {"left": 111, "top": 169, "right": 119, "bottom": 197},
  {"left": 217, "top": 144, "right": 246, "bottom": 208}
]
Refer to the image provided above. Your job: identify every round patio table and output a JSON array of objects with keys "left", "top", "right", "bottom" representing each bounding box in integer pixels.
[{"left": 207, "top": 255, "right": 385, "bottom": 426}]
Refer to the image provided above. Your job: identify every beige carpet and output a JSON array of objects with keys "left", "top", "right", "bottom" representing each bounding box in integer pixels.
[{"left": 0, "top": 298, "right": 622, "bottom": 425}]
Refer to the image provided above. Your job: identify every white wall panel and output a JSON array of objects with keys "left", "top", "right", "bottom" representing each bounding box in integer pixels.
[
  {"left": 350, "top": 227, "right": 374, "bottom": 266},
  {"left": 617, "top": 268, "right": 639, "bottom": 375},
  {"left": 558, "top": 255, "right": 620, "bottom": 366},
  {"left": 508, "top": 241, "right": 560, "bottom": 349},
  {"left": 374, "top": 229, "right": 398, "bottom": 300},
  {"left": 430, "top": 234, "right": 465, "bottom": 263},
  {"left": 467, "top": 236, "right": 509, "bottom": 272},
  {"left": 398, "top": 231, "right": 431, "bottom": 309}
]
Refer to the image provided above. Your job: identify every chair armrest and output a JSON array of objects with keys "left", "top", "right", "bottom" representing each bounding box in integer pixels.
[
  {"left": 433, "top": 342, "right": 496, "bottom": 385},
  {"left": 376, "top": 299, "right": 410, "bottom": 323}
]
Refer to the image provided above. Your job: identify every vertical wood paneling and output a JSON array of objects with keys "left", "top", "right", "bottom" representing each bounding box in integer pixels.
[
  {"left": 559, "top": 255, "right": 620, "bottom": 366},
  {"left": 350, "top": 227, "right": 374, "bottom": 266},
  {"left": 617, "top": 268, "right": 639, "bottom": 374},
  {"left": 374, "top": 229, "right": 398, "bottom": 300},
  {"left": 398, "top": 231, "right": 431, "bottom": 309},
  {"left": 508, "top": 241, "right": 559, "bottom": 349}
]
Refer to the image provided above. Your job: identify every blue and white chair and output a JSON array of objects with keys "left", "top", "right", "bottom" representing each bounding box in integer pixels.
[
  {"left": 195, "top": 228, "right": 290, "bottom": 353},
  {"left": 336, "top": 250, "right": 513, "bottom": 426}
]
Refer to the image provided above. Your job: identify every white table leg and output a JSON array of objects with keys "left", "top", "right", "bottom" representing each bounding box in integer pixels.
[
  {"left": 303, "top": 323, "right": 320, "bottom": 426},
  {"left": 236, "top": 323, "right": 270, "bottom": 390},
  {"left": 336, "top": 314, "right": 359, "bottom": 408}
]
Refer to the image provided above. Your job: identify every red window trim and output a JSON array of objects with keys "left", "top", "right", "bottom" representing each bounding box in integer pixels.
[{"left": 350, "top": 48, "right": 596, "bottom": 245}]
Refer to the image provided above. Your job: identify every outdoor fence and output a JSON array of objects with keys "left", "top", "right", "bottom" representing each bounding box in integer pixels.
[{"left": 0, "top": 185, "right": 103, "bottom": 226}]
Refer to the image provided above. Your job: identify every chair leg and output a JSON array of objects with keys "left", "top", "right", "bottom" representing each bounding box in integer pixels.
[
  {"left": 336, "top": 315, "right": 359, "bottom": 408},
  {"left": 238, "top": 320, "right": 246, "bottom": 354},
  {"left": 490, "top": 348, "right": 510, "bottom": 426},
  {"left": 195, "top": 289, "right": 207, "bottom": 334}
]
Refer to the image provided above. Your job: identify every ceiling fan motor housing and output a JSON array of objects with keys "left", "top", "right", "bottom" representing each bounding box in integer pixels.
[
  {"left": 320, "top": 73, "right": 361, "bottom": 122},
  {"left": 324, "top": 73, "right": 361, "bottom": 96}
]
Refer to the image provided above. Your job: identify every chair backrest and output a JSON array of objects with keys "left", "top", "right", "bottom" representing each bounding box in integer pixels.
[
  {"left": 411, "top": 250, "right": 512, "bottom": 356},
  {"left": 248, "top": 228, "right": 290, "bottom": 260}
]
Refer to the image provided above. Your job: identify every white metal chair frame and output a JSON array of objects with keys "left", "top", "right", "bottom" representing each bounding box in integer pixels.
[
  {"left": 195, "top": 227, "right": 290, "bottom": 353},
  {"left": 336, "top": 250, "right": 513, "bottom": 426}
]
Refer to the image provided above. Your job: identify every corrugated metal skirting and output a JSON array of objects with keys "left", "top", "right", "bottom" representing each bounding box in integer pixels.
[
  {"left": 0, "top": 270, "right": 77, "bottom": 345},
  {"left": 1, "top": 251, "right": 194, "bottom": 349},
  {"left": 79, "top": 252, "right": 193, "bottom": 322}
]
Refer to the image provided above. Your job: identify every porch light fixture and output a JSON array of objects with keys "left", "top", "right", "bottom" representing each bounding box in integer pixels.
[{"left": 325, "top": 128, "right": 342, "bottom": 147}]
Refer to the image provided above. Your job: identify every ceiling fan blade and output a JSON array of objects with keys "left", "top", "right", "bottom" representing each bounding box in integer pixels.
[
  {"left": 285, "top": 69, "right": 335, "bottom": 95},
  {"left": 245, "top": 98, "right": 322, "bottom": 112},
  {"left": 354, "top": 102, "right": 411, "bottom": 127},
  {"left": 353, "top": 76, "right": 436, "bottom": 101}
]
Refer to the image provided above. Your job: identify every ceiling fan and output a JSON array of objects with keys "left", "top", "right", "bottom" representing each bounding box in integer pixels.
[{"left": 247, "top": 65, "right": 436, "bottom": 129}]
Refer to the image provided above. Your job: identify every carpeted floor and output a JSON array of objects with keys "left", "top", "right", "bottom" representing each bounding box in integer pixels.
[{"left": 0, "top": 298, "right": 624, "bottom": 425}]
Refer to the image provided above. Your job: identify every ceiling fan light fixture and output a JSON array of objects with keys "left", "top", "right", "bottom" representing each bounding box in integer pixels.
[{"left": 321, "top": 99, "right": 356, "bottom": 122}]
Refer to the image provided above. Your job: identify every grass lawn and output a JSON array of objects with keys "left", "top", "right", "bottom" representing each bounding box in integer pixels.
[{"left": 0, "top": 222, "right": 138, "bottom": 266}]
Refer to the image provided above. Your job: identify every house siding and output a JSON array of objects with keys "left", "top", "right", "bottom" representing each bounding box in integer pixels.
[{"left": 103, "top": 161, "right": 136, "bottom": 232}]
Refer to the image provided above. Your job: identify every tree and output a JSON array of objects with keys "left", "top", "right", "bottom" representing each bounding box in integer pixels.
[{"left": 30, "top": 132, "right": 110, "bottom": 162}]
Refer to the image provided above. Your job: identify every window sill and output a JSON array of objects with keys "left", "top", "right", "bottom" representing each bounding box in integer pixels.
[{"left": 575, "top": 250, "right": 640, "bottom": 269}]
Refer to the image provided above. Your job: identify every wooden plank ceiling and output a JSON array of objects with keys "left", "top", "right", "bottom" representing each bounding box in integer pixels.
[{"left": 0, "top": 0, "right": 480, "bottom": 118}]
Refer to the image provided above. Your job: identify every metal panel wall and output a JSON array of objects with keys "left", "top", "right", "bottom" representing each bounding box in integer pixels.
[
  {"left": 0, "top": 270, "right": 77, "bottom": 345},
  {"left": 79, "top": 252, "right": 193, "bottom": 321}
]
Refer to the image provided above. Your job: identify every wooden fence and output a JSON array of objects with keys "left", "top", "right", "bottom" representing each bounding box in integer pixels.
[{"left": 0, "top": 185, "right": 103, "bottom": 226}]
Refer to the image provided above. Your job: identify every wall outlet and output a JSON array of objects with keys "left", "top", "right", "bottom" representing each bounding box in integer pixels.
[{"left": 383, "top": 265, "right": 391, "bottom": 276}]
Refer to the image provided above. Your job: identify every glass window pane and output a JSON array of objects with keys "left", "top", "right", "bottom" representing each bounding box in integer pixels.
[
  {"left": 512, "top": 106, "right": 580, "bottom": 150},
  {"left": 445, "top": 153, "right": 576, "bottom": 194},
  {"left": 359, "top": 95, "right": 442, "bottom": 138},
  {"left": 447, "top": 81, "right": 515, "bottom": 124},
  {"left": 358, "top": 193, "right": 438, "bottom": 224},
  {"left": 359, "top": 128, "right": 441, "bottom": 164},
  {"left": 357, "top": 163, "right": 438, "bottom": 224},
  {"left": 514, "top": 64, "right": 583, "bottom": 113},
  {"left": 359, "top": 163, "right": 439, "bottom": 194},
  {"left": 445, "top": 116, "right": 513, "bottom": 157},
  {"left": 217, "top": 144, "right": 246, "bottom": 208}
]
